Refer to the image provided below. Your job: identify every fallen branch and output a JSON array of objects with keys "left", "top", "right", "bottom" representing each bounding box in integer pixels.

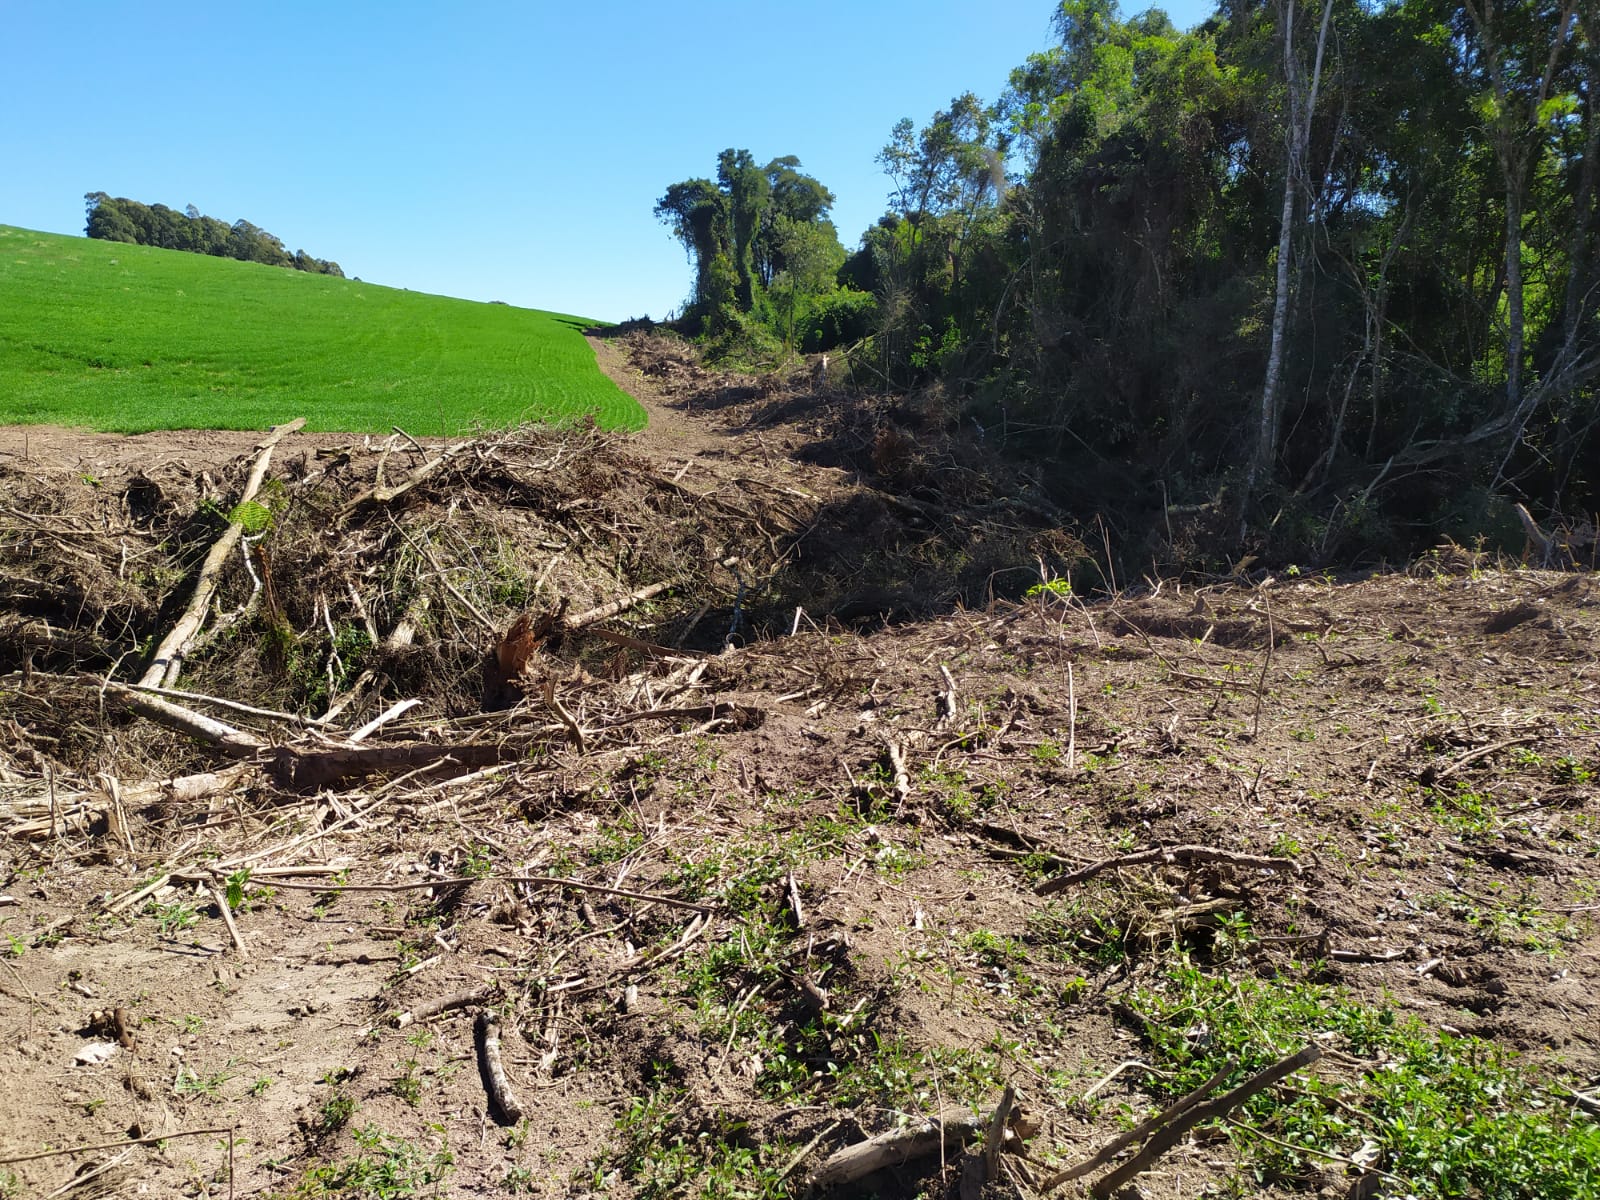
[
  {"left": 140, "top": 417, "right": 304, "bottom": 687},
  {"left": 1041, "top": 1058, "right": 1237, "bottom": 1189},
  {"left": 393, "top": 984, "right": 499, "bottom": 1029},
  {"left": 563, "top": 581, "right": 674, "bottom": 631},
  {"left": 0, "top": 1125, "right": 236, "bottom": 1166},
  {"left": 339, "top": 439, "right": 472, "bottom": 517},
  {"left": 809, "top": 1108, "right": 984, "bottom": 1189},
  {"left": 206, "top": 885, "right": 249, "bottom": 960},
  {"left": 1087, "top": 1045, "right": 1323, "bottom": 1199},
  {"left": 1035, "top": 844, "right": 1300, "bottom": 897},
  {"left": 101, "top": 681, "right": 266, "bottom": 759},
  {"left": 474, "top": 1011, "right": 523, "bottom": 1125}
]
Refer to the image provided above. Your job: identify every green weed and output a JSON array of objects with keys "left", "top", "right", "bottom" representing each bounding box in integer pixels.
[{"left": 1126, "top": 966, "right": 1600, "bottom": 1197}]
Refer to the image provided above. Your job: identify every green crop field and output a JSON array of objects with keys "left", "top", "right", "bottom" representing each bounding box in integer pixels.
[{"left": 0, "top": 225, "right": 644, "bottom": 434}]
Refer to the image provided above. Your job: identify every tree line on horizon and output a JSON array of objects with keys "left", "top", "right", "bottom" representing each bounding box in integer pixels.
[
  {"left": 84, "top": 193, "right": 344, "bottom": 277},
  {"left": 658, "top": 0, "right": 1600, "bottom": 565}
]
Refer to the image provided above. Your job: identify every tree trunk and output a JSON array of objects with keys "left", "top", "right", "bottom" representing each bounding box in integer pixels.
[{"left": 1243, "top": 0, "right": 1334, "bottom": 538}]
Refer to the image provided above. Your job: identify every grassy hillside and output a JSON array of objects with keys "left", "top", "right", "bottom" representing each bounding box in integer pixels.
[{"left": 0, "top": 225, "right": 644, "bottom": 433}]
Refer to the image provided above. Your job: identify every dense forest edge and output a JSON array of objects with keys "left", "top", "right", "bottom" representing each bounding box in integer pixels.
[
  {"left": 84, "top": 192, "right": 344, "bottom": 277},
  {"left": 652, "top": 0, "right": 1600, "bottom": 575}
]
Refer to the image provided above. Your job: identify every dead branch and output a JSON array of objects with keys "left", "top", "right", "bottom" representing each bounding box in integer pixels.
[
  {"left": 474, "top": 1011, "right": 523, "bottom": 1125},
  {"left": 1041, "top": 1058, "right": 1237, "bottom": 1190},
  {"left": 392, "top": 984, "right": 499, "bottom": 1029},
  {"left": 809, "top": 1108, "right": 985, "bottom": 1189},
  {"left": 0, "top": 1126, "right": 236, "bottom": 1167},
  {"left": 543, "top": 680, "right": 588, "bottom": 751},
  {"left": 339, "top": 439, "right": 473, "bottom": 517},
  {"left": 206, "top": 885, "right": 248, "bottom": 960},
  {"left": 983, "top": 1085, "right": 1016, "bottom": 1180},
  {"left": 1035, "top": 844, "right": 1300, "bottom": 897},
  {"left": 269, "top": 742, "right": 504, "bottom": 791},
  {"left": 563, "top": 581, "right": 674, "bottom": 631},
  {"left": 101, "top": 681, "right": 266, "bottom": 759},
  {"left": 140, "top": 417, "right": 304, "bottom": 687},
  {"left": 1086, "top": 1044, "right": 1323, "bottom": 1198}
]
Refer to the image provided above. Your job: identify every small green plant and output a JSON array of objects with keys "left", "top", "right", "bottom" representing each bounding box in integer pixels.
[
  {"left": 174, "top": 1063, "right": 234, "bottom": 1099},
  {"left": 317, "top": 1091, "right": 356, "bottom": 1133},
  {"left": 285, "top": 1125, "right": 453, "bottom": 1199},
  {"left": 224, "top": 868, "right": 254, "bottom": 913},
  {"left": 228, "top": 499, "right": 273, "bottom": 533},
  {"left": 1025, "top": 576, "right": 1072, "bottom": 601},
  {"left": 151, "top": 899, "right": 200, "bottom": 937},
  {"left": 248, "top": 1076, "right": 273, "bottom": 1097},
  {"left": 391, "top": 1058, "right": 423, "bottom": 1106},
  {"left": 4, "top": 934, "right": 24, "bottom": 959},
  {"left": 610, "top": 1085, "right": 792, "bottom": 1199},
  {"left": 460, "top": 844, "right": 493, "bottom": 879},
  {"left": 1554, "top": 755, "right": 1594, "bottom": 784},
  {"left": 1126, "top": 965, "right": 1600, "bottom": 1198}
]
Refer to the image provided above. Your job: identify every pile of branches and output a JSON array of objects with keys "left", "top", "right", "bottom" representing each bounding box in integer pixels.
[{"left": 0, "top": 417, "right": 802, "bottom": 782}]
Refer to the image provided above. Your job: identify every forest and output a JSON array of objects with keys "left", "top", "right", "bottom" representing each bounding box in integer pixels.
[
  {"left": 84, "top": 192, "right": 344, "bottom": 277},
  {"left": 658, "top": 0, "right": 1600, "bottom": 565}
]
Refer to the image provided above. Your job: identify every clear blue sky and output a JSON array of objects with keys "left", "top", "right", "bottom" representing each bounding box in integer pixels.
[{"left": 3, "top": 0, "right": 1215, "bottom": 323}]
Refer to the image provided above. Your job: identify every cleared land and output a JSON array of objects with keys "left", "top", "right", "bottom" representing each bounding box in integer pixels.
[
  {"left": 0, "top": 225, "right": 643, "bottom": 434},
  {"left": 0, "top": 337, "right": 1595, "bottom": 1200}
]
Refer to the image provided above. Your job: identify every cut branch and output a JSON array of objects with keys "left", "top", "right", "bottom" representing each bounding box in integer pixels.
[
  {"left": 809, "top": 1109, "right": 984, "bottom": 1189},
  {"left": 140, "top": 417, "right": 304, "bottom": 687},
  {"left": 1036, "top": 844, "right": 1299, "bottom": 897},
  {"left": 1087, "top": 1044, "right": 1323, "bottom": 1198}
]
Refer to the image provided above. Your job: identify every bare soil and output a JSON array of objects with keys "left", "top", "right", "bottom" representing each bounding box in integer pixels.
[{"left": 0, "top": 337, "right": 1596, "bottom": 1200}]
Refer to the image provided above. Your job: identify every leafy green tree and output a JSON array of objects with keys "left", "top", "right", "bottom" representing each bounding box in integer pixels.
[{"left": 656, "top": 153, "right": 845, "bottom": 348}]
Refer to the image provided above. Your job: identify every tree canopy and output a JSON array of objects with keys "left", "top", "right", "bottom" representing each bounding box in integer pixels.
[
  {"left": 654, "top": 153, "right": 860, "bottom": 354},
  {"left": 84, "top": 193, "right": 344, "bottom": 277},
  {"left": 658, "top": 1, "right": 1600, "bottom": 564}
]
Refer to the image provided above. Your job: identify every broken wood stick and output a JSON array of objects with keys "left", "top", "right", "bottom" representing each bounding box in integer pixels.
[
  {"left": 474, "top": 1011, "right": 524, "bottom": 1125},
  {"left": 1035, "top": 844, "right": 1299, "bottom": 897},
  {"left": 339, "top": 439, "right": 472, "bottom": 516},
  {"left": 0, "top": 1125, "right": 237, "bottom": 1167},
  {"left": 140, "top": 417, "right": 304, "bottom": 687},
  {"left": 206, "top": 885, "right": 248, "bottom": 960},
  {"left": 1041, "top": 1058, "right": 1237, "bottom": 1189},
  {"left": 348, "top": 698, "right": 422, "bottom": 744},
  {"left": 392, "top": 983, "right": 498, "bottom": 1029},
  {"left": 983, "top": 1085, "right": 1016, "bottom": 1180},
  {"left": 101, "top": 681, "right": 267, "bottom": 759},
  {"left": 884, "top": 739, "right": 911, "bottom": 809},
  {"left": 564, "top": 581, "right": 673, "bottom": 631},
  {"left": 543, "top": 680, "right": 588, "bottom": 752},
  {"left": 1087, "top": 1044, "right": 1323, "bottom": 1199},
  {"left": 809, "top": 1108, "right": 984, "bottom": 1189}
]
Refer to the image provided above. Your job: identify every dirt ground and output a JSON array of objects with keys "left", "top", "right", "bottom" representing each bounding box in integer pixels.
[{"left": 0, "top": 336, "right": 1596, "bottom": 1200}]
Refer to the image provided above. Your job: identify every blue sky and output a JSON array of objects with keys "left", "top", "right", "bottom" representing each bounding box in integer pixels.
[{"left": 4, "top": 0, "right": 1215, "bottom": 323}]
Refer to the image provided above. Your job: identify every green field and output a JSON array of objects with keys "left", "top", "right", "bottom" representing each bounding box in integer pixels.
[{"left": 0, "top": 225, "right": 644, "bottom": 434}]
